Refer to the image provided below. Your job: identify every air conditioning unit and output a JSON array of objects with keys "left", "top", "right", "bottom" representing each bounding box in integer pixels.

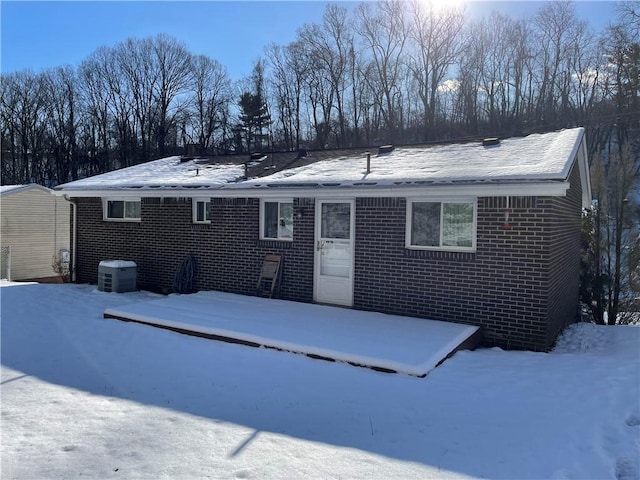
[{"left": 98, "top": 260, "right": 137, "bottom": 293}]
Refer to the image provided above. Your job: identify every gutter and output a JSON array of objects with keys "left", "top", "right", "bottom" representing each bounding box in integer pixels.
[{"left": 53, "top": 181, "right": 571, "bottom": 200}]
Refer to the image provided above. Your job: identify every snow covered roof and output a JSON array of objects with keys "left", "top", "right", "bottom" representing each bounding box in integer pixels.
[
  {"left": 1, "top": 184, "right": 53, "bottom": 197},
  {"left": 236, "top": 128, "right": 585, "bottom": 189},
  {"left": 55, "top": 156, "right": 244, "bottom": 193},
  {"left": 55, "top": 128, "right": 589, "bottom": 205},
  {"left": 0, "top": 185, "right": 24, "bottom": 195}
]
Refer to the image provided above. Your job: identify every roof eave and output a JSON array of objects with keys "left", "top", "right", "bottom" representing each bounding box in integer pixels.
[
  {"left": 53, "top": 181, "right": 570, "bottom": 199},
  {"left": 577, "top": 134, "right": 592, "bottom": 209}
]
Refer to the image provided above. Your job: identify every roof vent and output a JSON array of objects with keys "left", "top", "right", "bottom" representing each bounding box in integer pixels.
[
  {"left": 482, "top": 138, "right": 500, "bottom": 147},
  {"left": 378, "top": 145, "right": 394, "bottom": 155}
]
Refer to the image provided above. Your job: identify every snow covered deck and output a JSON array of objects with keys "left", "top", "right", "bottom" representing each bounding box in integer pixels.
[{"left": 104, "top": 291, "right": 481, "bottom": 377}]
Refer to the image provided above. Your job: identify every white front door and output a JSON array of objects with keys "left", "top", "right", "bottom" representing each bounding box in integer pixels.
[{"left": 314, "top": 200, "right": 355, "bottom": 306}]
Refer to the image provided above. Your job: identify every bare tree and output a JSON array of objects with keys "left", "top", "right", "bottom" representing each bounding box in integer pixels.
[
  {"left": 115, "top": 37, "right": 157, "bottom": 164},
  {"left": 297, "top": 4, "right": 353, "bottom": 146},
  {"left": 151, "top": 34, "right": 192, "bottom": 156},
  {"left": 355, "top": 0, "right": 409, "bottom": 141},
  {"left": 581, "top": 12, "right": 640, "bottom": 325},
  {"left": 0, "top": 71, "right": 48, "bottom": 184},
  {"left": 0, "top": 74, "right": 20, "bottom": 183},
  {"left": 616, "top": 1, "right": 640, "bottom": 40},
  {"left": 78, "top": 50, "right": 113, "bottom": 175},
  {"left": 506, "top": 18, "right": 535, "bottom": 132},
  {"left": 265, "top": 42, "right": 306, "bottom": 150},
  {"left": 407, "top": 0, "right": 465, "bottom": 140},
  {"left": 564, "top": 23, "right": 602, "bottom": 128},
  {"left": 301, "top": 48, "right": 336, "bottom": 148},
  {"left": 43, "top": 66, "right": 80, "bottom": 182},
  {"left": 586, "top": 147, "right": 639, "bottom": 325},
  {"left": 80, "top": 46, "right": 136, "bottom": 170},
  {"left": 533, "top": 1, "right": 586, "bottom": 126},
  {"left": 185, "top": 55, "right": 231, "bottom": 154}
]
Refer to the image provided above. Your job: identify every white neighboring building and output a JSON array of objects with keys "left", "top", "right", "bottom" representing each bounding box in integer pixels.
[{"left": 1, "top": 184, "right": 71, "bottom": 281}]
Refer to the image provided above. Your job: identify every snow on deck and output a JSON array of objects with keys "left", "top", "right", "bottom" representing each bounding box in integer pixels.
[
  {"left": 235, "top": 127, "right": 584, "bottom": 188},
  {"left": 104, "top": 291, "right": 480, "bottom": 376}
]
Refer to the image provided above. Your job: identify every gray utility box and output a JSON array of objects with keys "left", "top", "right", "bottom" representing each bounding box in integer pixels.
[{"left": 98, "top": 260, "right": 137, "bottom": 293}]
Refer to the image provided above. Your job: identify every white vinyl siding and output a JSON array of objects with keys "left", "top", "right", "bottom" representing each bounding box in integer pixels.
[
  {"left": 103, "top": 199, "right": 141, "bottom": 221},
  {"left": 406, "top": 199, "right": 476, "bottom": 252},
  {"left": 0, "top": 187, "right": 71, "bottom": 280}
]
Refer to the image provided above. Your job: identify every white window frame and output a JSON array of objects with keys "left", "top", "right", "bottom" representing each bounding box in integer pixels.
[
  {"left": 405, "top": 198, "right": 477, "bottom": 252},
  {"left": 103, "top": 198, "right": 141, "bottom": 222},
  {"left": 260, "top": 198, "right": 294, "bottom": 241},
  {"left": 192, "top": 198, "right": 211, "bottom": 224}
]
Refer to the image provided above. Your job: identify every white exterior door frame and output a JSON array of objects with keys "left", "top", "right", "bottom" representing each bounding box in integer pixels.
[{"left": 313, "top": 199, "right": 355, "bottom": 307}]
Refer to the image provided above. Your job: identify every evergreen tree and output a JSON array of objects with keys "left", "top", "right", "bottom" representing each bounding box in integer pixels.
[{"left": 238, "top": 61, "right": 271, "bottom": 153}]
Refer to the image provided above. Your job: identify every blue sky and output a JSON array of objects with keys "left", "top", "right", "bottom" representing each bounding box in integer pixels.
[{"left": 1, "top": 1, "right": 619, "bottom": 81}]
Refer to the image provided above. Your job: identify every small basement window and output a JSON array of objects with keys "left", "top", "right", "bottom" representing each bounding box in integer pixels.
[
  {"left": 193, "top": 198, "right": 211, "bottom": 224},
  {"left": 103, "top": 199, "right": 141, "bottom": 221},
  {"left": 261, "top": 199, "right": 293, "bottom": 241},
  {"left": 406, "top": 199, "right": 476, "bottom": 251}
]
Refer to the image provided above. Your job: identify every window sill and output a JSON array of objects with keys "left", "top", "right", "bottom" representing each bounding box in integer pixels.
[
  {"left": 103, "top": 218, "right": 141, "bottom": 223},
  {"left": 257, "top": 239, "right": 293, "bottom": 249},
  {"left": 406, "top": 245, "right": 475, "bottom": 253},
  {"left": 259, "top": 236, "right": 293, "bottom": 242},
  {"left": 191, "top": 223, "right": 212, "bottom": 231},
  {"left": 404, "top": 248, "right": 476, "bottom": 261}
]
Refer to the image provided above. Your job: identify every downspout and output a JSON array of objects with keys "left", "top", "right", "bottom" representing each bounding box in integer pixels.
[
  {"left": 53, "top": 194, "right": 57, "bottom": 257},
  {"left": 64, "top": 195, "right": 77, "bottom": 283}
]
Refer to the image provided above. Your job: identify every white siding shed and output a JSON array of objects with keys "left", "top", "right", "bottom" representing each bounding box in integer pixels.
[{"left": 1, "top": 184, "right": 71, "bottom": 281}]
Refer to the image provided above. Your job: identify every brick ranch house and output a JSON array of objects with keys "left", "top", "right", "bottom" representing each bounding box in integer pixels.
[{"left": 55, "top": 127, "right": 591, "bottom": 351}]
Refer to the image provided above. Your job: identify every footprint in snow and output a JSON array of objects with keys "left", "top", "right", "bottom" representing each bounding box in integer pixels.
[
  {"left": 234, "top": 470, "right": 253, "bottom": 479},
  {"left": 625, "top": 413, "right": 640, "bottom": 427},
  {"left": 616, "top": 457, "right": 638, "bottom": 480}
]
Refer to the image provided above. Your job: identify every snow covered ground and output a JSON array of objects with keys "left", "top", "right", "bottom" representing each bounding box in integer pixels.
[{"left": 2, "top": 281, "right": 639, "bottom": 479}]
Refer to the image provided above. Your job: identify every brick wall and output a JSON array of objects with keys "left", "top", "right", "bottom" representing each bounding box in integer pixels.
[
  {"left": 75, "top": 197, "right": 315, "bottom": 301},
  {"left": 353, "top": 196, "right": 550, "bottom": 350},
  {"left": 75, "top": 198, "right": 145, "bottom": 284},
  {"left": 352, "top": 171, "right": 583, "bottom": 351},
  {"left": 545, "top": 163, "right": 583, "bottom": 346},
  {"left": 74, "top": 171, "right": 583, "bottom": 351}
]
